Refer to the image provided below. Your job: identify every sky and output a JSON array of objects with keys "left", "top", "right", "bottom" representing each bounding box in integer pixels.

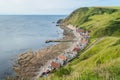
[{"left": 0, "top": 0, "right": 120, "bottom": 15}]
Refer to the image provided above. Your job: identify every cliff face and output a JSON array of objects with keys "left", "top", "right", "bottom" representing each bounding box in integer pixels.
[
  {"left": 44, "top": 7, "right": 120, "bottom": 80},
  {"left": 63, "top": 7, "right": 120, "bottom": 37}
]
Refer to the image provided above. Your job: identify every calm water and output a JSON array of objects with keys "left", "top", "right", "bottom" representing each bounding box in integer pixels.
[{"left": 0, "top": 15, "right": 65, "bottom": 79}]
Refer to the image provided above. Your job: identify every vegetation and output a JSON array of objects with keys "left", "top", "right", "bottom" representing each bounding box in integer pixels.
[
  {"left": 39, "top": 7, "right": 120, "bottom": 80},
  {"left": 63, "top": 7, "right": 120, "bottom": 37},
  {"left": 55, "top": 67, "right": 72, "bottom": 77}
]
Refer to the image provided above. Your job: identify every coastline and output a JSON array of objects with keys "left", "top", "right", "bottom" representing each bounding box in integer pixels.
[
  {"left": 34, "top": 24, "right": 89, "bottom": 80},
  {"left": 12, "top": 24, "right": 75, "bottom": 80}
]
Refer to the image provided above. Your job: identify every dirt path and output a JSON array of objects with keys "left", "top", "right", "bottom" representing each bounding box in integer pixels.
[{"left": 82, "top": 37, "right": 104, "bottom": 54}]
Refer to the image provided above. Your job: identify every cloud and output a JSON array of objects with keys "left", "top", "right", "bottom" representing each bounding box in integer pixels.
[
  {"left": 0, "top": 0, "right": 85, "bottom": 14},
  {"left": 0, "top": 0, "right": 119, "bottom": 14}
]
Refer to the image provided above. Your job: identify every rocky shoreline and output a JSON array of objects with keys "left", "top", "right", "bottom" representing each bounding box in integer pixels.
[
  {"left": 34, "top": 24, "right": 89, "bottom": 80},
  {"left": 12, "top": 25, "right": 75, "bottom": 80}
]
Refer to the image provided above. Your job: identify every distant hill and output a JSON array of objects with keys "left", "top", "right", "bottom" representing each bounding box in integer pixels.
[{"left": 40, "top": 7, "right": 120, "bottom": 80}]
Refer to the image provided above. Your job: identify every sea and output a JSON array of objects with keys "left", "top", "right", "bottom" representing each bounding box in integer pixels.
[{"left": 0, "top": 15, "right": 66, "bottom": 79}]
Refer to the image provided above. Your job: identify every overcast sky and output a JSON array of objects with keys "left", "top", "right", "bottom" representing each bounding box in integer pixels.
[{"left": 0, "top": 0, "right": 120, "bottom": 15}]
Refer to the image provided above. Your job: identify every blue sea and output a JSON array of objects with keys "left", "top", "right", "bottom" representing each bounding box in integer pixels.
[{"left": 0, "top": 15, "right": 66, "bottom": 79}]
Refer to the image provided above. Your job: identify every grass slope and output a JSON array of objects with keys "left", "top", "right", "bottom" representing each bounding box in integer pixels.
[
  {"left": 63, "top": 7, "right": 120, "bottom": 37},
  {"left": 39, "top": 7, "right": 120, "bottom": 80}
]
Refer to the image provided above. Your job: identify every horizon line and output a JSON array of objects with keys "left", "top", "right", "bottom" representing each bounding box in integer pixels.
[{"left": 0, "top": 14, "right": 68, "bottom": 16}]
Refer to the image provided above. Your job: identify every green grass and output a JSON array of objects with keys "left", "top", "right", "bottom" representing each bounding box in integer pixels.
[{"left": 54, "top": 67, "right": 73, "bottom": 77}]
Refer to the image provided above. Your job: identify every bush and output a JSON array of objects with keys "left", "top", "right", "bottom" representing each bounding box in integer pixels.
[{"left": 112, "top": 39, "right": 120, "bottom": 46}]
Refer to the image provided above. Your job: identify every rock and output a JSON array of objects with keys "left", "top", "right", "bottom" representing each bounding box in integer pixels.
[{"left": 57, "top": 19, "right": 63, "bottom": 24}]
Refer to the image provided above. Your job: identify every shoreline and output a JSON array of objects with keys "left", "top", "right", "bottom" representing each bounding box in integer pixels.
[
  {"left": 34, "top": 24, "right": 89, "bottom": 80},
  {"left": 12, "top": 24, "right": 75, "bottom": 80}
]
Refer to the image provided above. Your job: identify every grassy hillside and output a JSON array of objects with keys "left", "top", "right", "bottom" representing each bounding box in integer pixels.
[
  {"left": 39, "top": 7, "right": 120, "bottom": 80},
  {"left": 63, "top": 7, "right": 120, "bottom": 37}
]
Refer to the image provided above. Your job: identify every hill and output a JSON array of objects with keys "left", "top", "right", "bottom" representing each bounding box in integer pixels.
[
  {"left": 63, "top": 7, "right": 120, "bottom": 37},
  {"left": 39, "top": 7, "right": 120, "bottom": 80}
]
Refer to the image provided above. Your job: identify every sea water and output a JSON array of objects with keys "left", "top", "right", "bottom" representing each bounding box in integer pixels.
[{"left": 0, "top": 15, "right": 66, "bottom": 79}]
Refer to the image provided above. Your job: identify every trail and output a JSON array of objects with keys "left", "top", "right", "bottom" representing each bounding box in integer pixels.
[{"left": 82, "top": 37, "right": 104, "bottom": 54}]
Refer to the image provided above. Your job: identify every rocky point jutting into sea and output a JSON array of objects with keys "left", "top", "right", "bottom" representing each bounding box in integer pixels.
[{"left": 12, "top": 24, "right": 76, "bottom": 80}]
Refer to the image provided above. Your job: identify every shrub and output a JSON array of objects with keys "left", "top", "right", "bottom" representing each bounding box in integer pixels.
[{"left": 112, "top": 39, "right": 120, "bottom": 46}]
